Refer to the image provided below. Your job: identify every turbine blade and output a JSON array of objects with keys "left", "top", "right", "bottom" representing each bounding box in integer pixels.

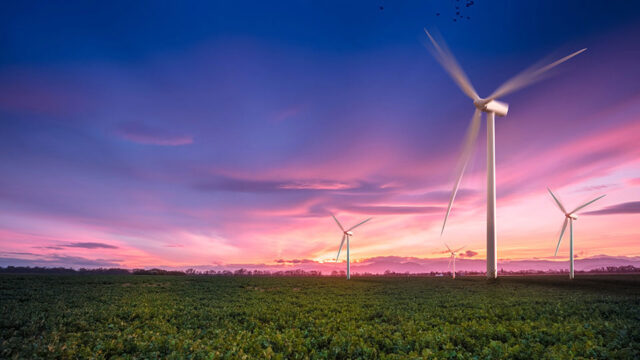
[
  {"left": 444, "top": 243, "right": 452, "bottom": 252},
  {"left": 440, "top": 109, "right": 482, "bottom": 236},
  {"left": 332, "top": 214, "right": 344, "bottom": 232},
  {"left": 489, "top": 48, "right": 587, "bottom": 100},
  {"left": 423, "top": 28, "right": 479, "bottom": 101},
  {"left": 554, "top": 218, "right": 569, "bottom": 256},
  {"left": 547, "top": 188, "right": 567, "bottom": 214},
  {"left": 454, "top": 245, "right": 466, "bottom": 253},
  {"left": 347, "top": 217, "right": 372, "bottom": 231},
  {"left": 448, "top": 255, "right": 452, "bottom": 268},
  {"left": 570, "top": 194, "right": 606, "bottom": 214},
  {"left": 336, "top": 234, "right": 346, "bottom": 261}
]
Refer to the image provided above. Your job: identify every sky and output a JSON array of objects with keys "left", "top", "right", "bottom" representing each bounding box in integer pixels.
[{"left": 1, "top": 1, "right": 639, "bottom": 272}]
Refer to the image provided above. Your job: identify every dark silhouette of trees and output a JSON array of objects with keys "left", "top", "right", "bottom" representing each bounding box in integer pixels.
[{"left": 2, "top": 265, "right": 639, "bottom": 276}]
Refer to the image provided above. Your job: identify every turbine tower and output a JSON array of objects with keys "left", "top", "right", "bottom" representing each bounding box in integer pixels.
[
  {"left": 548, "top": 188, "right": 605, "bottom": 279},
  {"left": 445, "top": 244, "right": 465, "bottom": 279},
  {"left": 424, "top": 29, "right": 586, "bottom": 278},
  {"left": 333, "top": 215, "right": 372, "bottom": 280}
]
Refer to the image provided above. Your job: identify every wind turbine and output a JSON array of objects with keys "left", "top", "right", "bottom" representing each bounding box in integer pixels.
[
  {"left": 423, "top": 28, "right": 586, "bottom": 278},
  {"left": 333, "top": 215, "right": 372, "bottom": 280},
  {"left": 445, "top": 244, "right": 465, "bottom": 279},
  {"left": 548, "top": 188, "right": 605, "bottom": 279}
]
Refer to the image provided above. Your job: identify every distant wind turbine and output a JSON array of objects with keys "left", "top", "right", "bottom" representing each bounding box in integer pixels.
[
  {"left": 548, "top": 188, "right": 606, "bottom": 279},
  {"left": 333, "top": 215, "right": 372, "bottom": 280},
  {"left": 445, "top": 244, "right": 465, "bottom": 279},
  {"left": 424, "top": 28, "right": 586, "bottom": 278}
]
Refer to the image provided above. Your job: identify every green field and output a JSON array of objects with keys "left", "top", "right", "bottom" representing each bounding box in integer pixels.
[{"left": 1, "top": 275, "right": 639, "bottom": 359}]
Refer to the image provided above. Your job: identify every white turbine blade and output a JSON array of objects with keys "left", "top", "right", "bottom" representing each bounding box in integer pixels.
[
  {"left": 423, "top": 28, "right": 479, "bottom": 101},
  {"left": 440, "top": 109, "right": 482, "bottom": 236},
  {"left": 347, "top": 217, "right": 372, "bottom": 232},
  {"left": 332, "top": 214, "right": 344, "bottom": 232},
  {"left": 336, "top": 234, "right": 346, "bottom": 261},
  {"left": 547, "top": 188, "right": 567, "bottom": 214},
  {"left": 454, "top": 245, "right": 466, "bottom": 253},
  {"left": 444, "top": 243, "right": 452, "bottom": 252},
  {"left": 448, "top": 255, "right": 452, "bottom": 268},
  {"left": 489, "top": 48, "right": 586, "bottom": 100},
  {"left": 570, "top": 194, "right": 606, "bottom": 214},
  {"left": 554, "top": 218, "right": 569, "bottom": 256}
]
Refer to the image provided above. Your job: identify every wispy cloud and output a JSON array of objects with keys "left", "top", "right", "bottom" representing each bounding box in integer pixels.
[
  {"left": 116, "top": 123, "right": 193, "bottom": 146},
  {"left": 341, "top": 205, "right": 441, "bottom": 215},
  {"left": 576, "top": 184, "right": 617, "bottom": 192},
  {"left": 459, "top": 250, "right": 478, "bottom": 258},
  {"left": 0, "top": 255, "right": 121, "bottom": 268},
  {"left": 278, "top": 181, "right": 356, "bottom": 190},
  {"left": 273, "top": 259, "right": 316, "bottom": 264},
  {"left": 583, "top": 201, "right": 640, "bottom": 215},
  {"left": 34, "top": 242, "right": 118, "bottom": 250},
  {"left": 272, "top": 105, "right": 305, "bottom": 123},
  {"left": 194, "top": 176, "right": 371, "bottom": 194},
  {"left": 63, "top": 242, "right": 118, "bottom": 249}
]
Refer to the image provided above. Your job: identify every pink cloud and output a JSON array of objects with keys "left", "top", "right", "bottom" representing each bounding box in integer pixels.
[
  {"left": 459, "top": 250, "right": 478, "bottom": 258},
  {"left": 53, "top": 242, "right": 119, "bottom": 249},
  {"left": 584, "top": 201, "right": 640, "bottom": 215},
  {"left": 116, "top": 123, "right": 193, "bottom": 146},
  {"left": 272, "top": 105, "right": 305, "bottom": 123},
  {"left": 496, "top": 118, "right": 640, "bottom": 205},
  {"left": 278, "top": 181, "right": 356, "bottom": 190},
  {"left": 341, "top": 205, "right": 442, "bottom": 215}
]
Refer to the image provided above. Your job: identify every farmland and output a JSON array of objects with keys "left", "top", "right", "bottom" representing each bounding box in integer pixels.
[{"left": 1, "top": 275, "right": 639, "bottom": 359}]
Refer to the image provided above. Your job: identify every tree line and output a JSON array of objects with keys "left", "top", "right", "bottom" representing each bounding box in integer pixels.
[{"left": 1, "top": 265, "right": 639, "bottom": 276}]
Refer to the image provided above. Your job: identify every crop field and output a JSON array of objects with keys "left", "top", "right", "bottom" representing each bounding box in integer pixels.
[{"left": 1, "top": 275, "right": 640, "bottom": 359}]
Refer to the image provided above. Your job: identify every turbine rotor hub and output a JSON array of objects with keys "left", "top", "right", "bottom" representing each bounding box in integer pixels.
[
  {"left": 473, "top": 98, "right": 489, "bottom": 110},
  {"left": 473, "top": 98, "right": 509, "bottom": 117}
]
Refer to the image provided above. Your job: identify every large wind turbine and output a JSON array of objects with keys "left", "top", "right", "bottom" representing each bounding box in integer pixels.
[
  {"left": 333, "top": 215, "right": 372, "bottom": 280},
  {"left": 445, "top": 244, "right": 465, "bottom": 279},
  {"left": 548, "top": 188, "right": 605, "bottom": 279},
  {"left": 424, "top": 29, "right": 586, "bottom": 278}
]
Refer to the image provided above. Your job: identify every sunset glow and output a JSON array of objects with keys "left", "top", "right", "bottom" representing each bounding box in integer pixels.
[{"left": 1, "top": 1, "right": 639, "bottom": 272}]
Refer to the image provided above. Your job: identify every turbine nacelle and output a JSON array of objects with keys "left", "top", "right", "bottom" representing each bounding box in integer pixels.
[
  {"left": 332, "top": 215, "right": 372, "bottom": 280},
  {"left": 445, "top": 244, "right": 465, "bottom": 258},
  {"left": 474, "top": 99, "right": 509, "bottom": 117},
  {"left": 547, "top": 188, "right": 605, "bottom": 279},
  {"left": 424, "top": 27, "right": 587, "bottom": 279}
]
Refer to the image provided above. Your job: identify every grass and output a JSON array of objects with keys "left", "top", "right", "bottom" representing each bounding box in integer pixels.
[{"left": 1, "top": 274, "right": 639, "bottom": 359}]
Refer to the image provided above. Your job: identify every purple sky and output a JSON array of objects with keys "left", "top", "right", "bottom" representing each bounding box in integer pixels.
[{"left": 1, "top": 1, "right": 639, "bottom": 271}]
